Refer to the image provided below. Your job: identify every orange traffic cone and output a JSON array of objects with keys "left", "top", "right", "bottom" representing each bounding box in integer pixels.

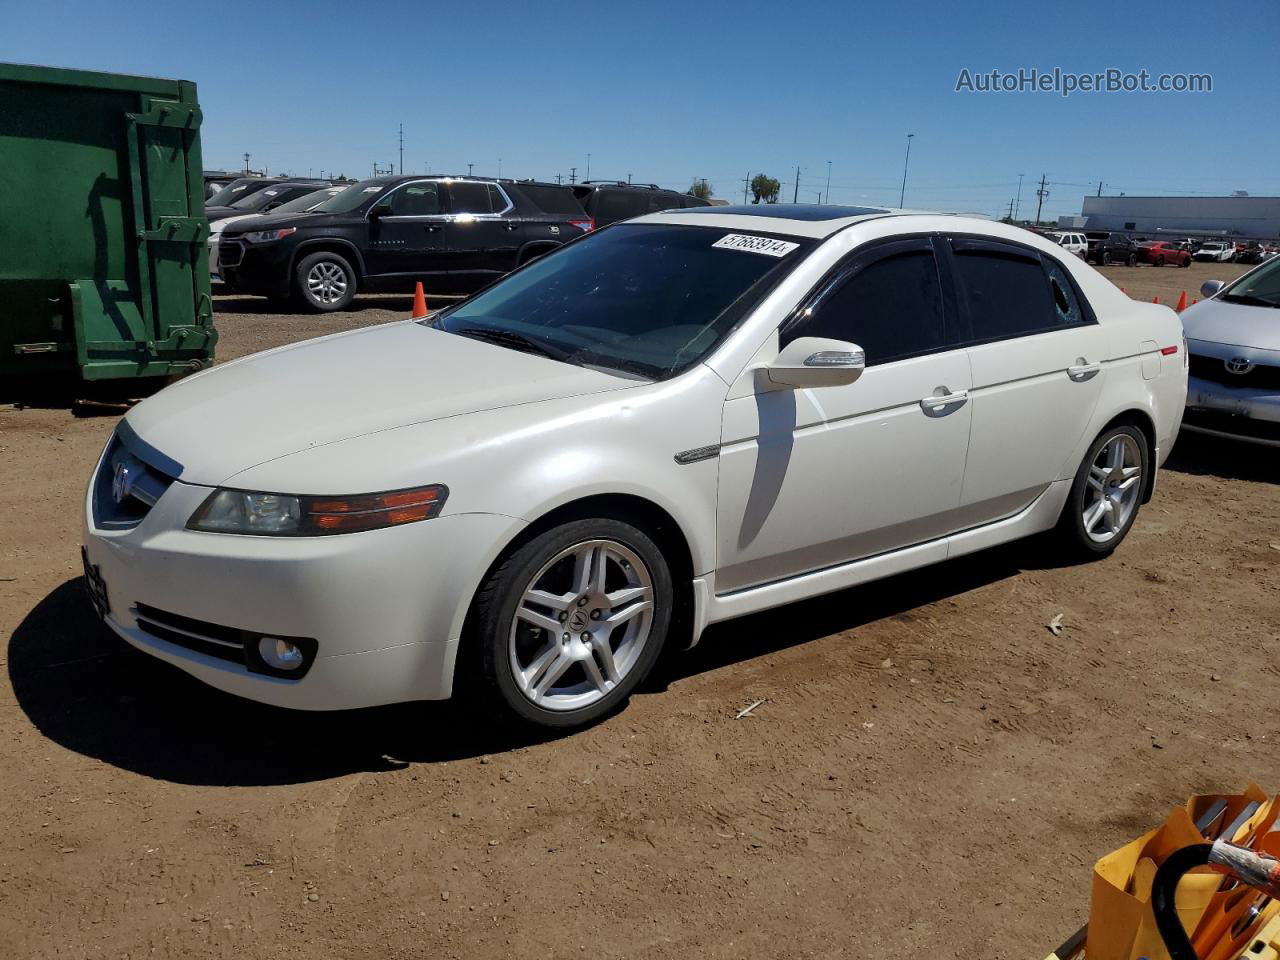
[
  {"left": 1175, "top": 290, "right": 1188, "bottom": 312},
  {"left": 411, "top": 281, "right": 428, "bottom": 319},
  {"left": 1152, "top": 295, "right": 1160, "bottom": 304}
]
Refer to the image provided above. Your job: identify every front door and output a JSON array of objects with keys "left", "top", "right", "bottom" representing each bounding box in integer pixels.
[
  {"left": 364, "top": 180, "right": 448, "bottom": 287},
  {"left": 443, "top": 181, "right": 523, "bottom": 291},
  {"left": 940, "top": 236, "right": 1106, "bottom": 524},
  {"left": 715, "top": 237, "right": 974, "bottom": 593}
]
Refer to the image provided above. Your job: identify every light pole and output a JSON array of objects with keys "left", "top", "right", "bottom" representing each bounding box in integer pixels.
[
  {"left": 498, "top": 158, "right": 502, "bottom": 178},
  {"left": 899, "top": 134, "right": 914, "bottom": 208},
  {"left": 824, "top": 160, "right": 832, "bottom": 204},
  {"left": 1014, "top": 173, "right": 1025, "bottom": 221},
  {"left": 467, "top": 162, "right": 474, "bottom": 176},
  {"left": 586, "top": 153, "right": 591, "bottom": 180}
]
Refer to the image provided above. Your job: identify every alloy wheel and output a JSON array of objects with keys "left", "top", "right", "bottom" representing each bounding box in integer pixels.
[
  {"left": 507, "top": 539, "right": 655, "bottom": 711},
  {"left": 306, "top": 261, "right": 348, "bottom": 304},
  {"left": 1082, "top": 434, "right": 1142, "bottom": 543}
]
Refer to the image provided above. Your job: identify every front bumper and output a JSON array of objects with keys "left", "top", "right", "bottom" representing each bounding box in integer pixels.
[
  {"left": 217, "top": 238, "right": 293, "bottom": 298},
  {"left": 1184, "top": 376, "right": 1280, "bottom": 447},
  {"left": 82, "top": 444, "right": 524, "bottom": 709}
]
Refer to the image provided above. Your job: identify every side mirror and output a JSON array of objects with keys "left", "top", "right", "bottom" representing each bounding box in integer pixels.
[
  {"left": 369, "top": 203, "right": 393, "bottom": 219},
  {"left": 1200, "top": 280, "right": 1224, "bottom": 299},
  {"left": 767, "top": 336, "right": 865, "bottom": 389}
]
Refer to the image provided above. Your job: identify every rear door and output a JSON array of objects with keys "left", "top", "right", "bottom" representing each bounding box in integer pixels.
[
  {"left": 941, "top": 236, "right": 1106, "bottom": 525},
  {"left": 443, "top": 181, "right": 522, "bottom": 289}
]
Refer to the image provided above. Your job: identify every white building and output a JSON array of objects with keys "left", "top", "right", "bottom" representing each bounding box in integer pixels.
[{"left": 1077, "top": 195, "right": 1280, "bottom": 240}]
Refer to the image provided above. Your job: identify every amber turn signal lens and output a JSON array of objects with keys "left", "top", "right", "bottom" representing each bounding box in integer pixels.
[{"left": 303, "top": 485, "right": 447, "bottom": 534}]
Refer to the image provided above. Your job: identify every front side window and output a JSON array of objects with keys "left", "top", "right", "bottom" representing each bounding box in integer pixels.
[
  {"left": 448, "top": 182, "right": 493, "bottom": 215},
  {"left": 785, "top": 246, "right": 945, "bottom": 365},
  {"left": 951, "top": 248, "right": 1059, "bottom": 342},
  {"left": 388, "top": 182, "right": 442, "bottom": 216},
  {"left": 430, "top": 224, "right": 811, "bottom": 380}
]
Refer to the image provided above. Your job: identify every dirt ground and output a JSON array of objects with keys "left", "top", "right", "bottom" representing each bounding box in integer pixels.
[{"left": 2, "top": 262, "right": 1277, "bottom": 960}]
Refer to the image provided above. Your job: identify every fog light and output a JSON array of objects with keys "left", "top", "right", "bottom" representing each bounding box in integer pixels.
[{"left": 259, "top": 636, "right": 305, "bottom": 671}]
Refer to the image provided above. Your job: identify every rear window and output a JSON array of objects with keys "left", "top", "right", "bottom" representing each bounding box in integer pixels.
[
  {"left": 517, "top": 183, "right": 588, "bottom": 217},
  {"left": 592, "top": 189, "right": 653, "bottom": 224}
]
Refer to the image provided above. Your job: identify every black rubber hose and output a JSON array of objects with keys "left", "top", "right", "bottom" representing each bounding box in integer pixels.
[{"left": 1151, "top": 843, "right": 1213, "bottom": 960}]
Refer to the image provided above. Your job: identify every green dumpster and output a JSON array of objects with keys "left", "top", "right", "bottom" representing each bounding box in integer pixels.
[{"left": 0, "top": 62, "right": 216, "bottom": 385}]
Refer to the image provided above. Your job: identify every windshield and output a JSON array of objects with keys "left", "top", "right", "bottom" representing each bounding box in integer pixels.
[
  {"left": 229, "top": 185, "right": 297, "bottom": 211},
  {"left": 1219, "top": 256, "right": 1280, "bottom": 307},
  {"left": 429, "top": 224, "right": 812, "bottom": 380},
  {"left": 206, "top": 178, "right": 267, "bottom": 207},
  {"left": 310, "top": 179, "right": 388, "bottom": 214},
  {"left": 269, "top": 187, "right": 343, "bottom": 214}
]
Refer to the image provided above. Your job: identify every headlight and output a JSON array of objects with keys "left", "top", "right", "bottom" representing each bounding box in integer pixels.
[
  {"left": 188, "top": 485, "right": 448, "bottom": 536},
  {"left": 242, "top": 227, "right": 297, "bottom": 243}
]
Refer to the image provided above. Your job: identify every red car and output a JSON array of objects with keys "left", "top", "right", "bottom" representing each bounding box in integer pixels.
[{"left": 1137, "top": 241, "right": 1191, "bottom": 267}]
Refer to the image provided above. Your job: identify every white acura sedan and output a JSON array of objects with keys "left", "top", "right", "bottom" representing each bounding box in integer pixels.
[{"left": 82, "top": 206, "right": 1188, "bottom": 728}]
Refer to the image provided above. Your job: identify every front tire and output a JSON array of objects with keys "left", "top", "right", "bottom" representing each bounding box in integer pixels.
[
  {"left": 1055, "top": 425, "right": 1149, "bottom": 558},
  {"left": 295, "top": 251, "right": 357, "bottom": 313},
  {"left": 1127, "top": 253, "right": 1137, "bottom": 267},
  {"left": 471, "top": 518, "right": 673, "bottom": 728}
]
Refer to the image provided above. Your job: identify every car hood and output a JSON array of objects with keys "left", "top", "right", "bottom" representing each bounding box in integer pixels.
[
  {"left": 123, "top": 322, "right": 639, "bottom": 485},
  {"left": 209, "top": 213, "right": 261, "bottom": 235},
  {"left": 1181, "top": 297, "right": 1280, "bottom": 352},
  {"left": 221, "top": 210, "right": 356, "bottom": 236}
]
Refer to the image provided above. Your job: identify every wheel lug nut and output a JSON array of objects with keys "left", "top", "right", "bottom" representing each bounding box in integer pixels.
[
  {"left": 578, "top": 596, "right": 588, "bottom": 607},
  {"left": 580, "top": 632, "right": 591, "bottom": 642},
  {"left": 590, "top": 610, "right": 601, "bottom": 620},
  {"left": 558, "top": 612, "right": 567, "bottom": 622},
  {"left": 562, "top": 633, "right": 570, "bottom": 642}
]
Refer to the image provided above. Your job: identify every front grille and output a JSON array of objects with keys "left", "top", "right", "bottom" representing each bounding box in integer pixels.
[
  {"left": 218, "top": 239, "right": 244, "bottom": 267},
  {"left": 131, "top": 603, "right": 319, "bottom": 679},
  {"left": 1188, "top": 354, "right": 1280, "bottom": 391},
  {"left": 1183, "top": 408, "right": 1280, "bottom": 443},
  {"left": 91, "top": 433, "right": 177, "bottom": 530}
]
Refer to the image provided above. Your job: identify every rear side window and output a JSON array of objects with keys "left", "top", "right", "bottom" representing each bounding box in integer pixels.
[
  {"left": 786, "top": 247, "right": 945, "bottom": 365},
  {"left": 487, "top": 184, "right": 509, "bottom": 213},
  {"left": 950, "top": 248, "right": 1058, "bottom": 342},
  {"left": 517, "top": 184, "right": 588, "bottom": 216},
  {"left": 1044, "top": 259, "right": 1083, "bottom": 326},
  {"left": 648, "top": 192, "right": 683, "bottom": 213},
  {"left": 449, "top": 182, "right": 494, "bottom": 215}
]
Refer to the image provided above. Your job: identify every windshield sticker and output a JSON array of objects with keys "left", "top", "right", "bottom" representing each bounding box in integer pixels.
[
  {"left": 263, "top": 189, "right": 279, "bottom": 196},
  {"left": 362, "top": 186, "right": 383, "bottom": 193},
  {"left": 712, "top": 234, "right": 800, "bottom": 257}
]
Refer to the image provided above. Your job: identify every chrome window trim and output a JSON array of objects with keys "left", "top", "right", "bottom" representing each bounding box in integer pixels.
[{"left": 367, "top": 178, "right": 515, "bottom": 222}]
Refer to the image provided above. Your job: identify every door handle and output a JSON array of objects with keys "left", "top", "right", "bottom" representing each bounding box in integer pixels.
[
  {"left": 502, "top": 223, "right": 518, "bottom": 231},
  {"left": 424, "top": 224, "right": 440, "bottom": 233},
  {"left": 1067, "top": 361, "right": 1101, "bottom": 382},
  {"left": 920, "top": 388, "right": 968, "bottom": 412}
]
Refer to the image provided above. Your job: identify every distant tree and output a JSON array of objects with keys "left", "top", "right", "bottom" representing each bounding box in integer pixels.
[
  {"left": 751, "top": 174, "right": 781, "bottom": 204},
  {"left": 687, "top": 179, "right": 713, "bottom": 200}
]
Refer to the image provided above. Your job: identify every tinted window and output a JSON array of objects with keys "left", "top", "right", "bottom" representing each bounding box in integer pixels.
[
  {"left": 388, "top": 182, "right": 442, "bottom": 216},
  {"left": 520, "top": 184, "right": 589, "bottom": 216},
  {"left": 449, "top": 182, "right": 493, "bottom": 215},
  {"left": 649, "top": 192, "right": 683, "bottom": 213},
  {"left": 951, "top": 249, "right": 1057, "bottom": 342},
  {"left": 432, "top": 225, "right": 811, "bottom": 380},
  {"left": 593, "top": 189, "right": 651, "bottom": 223},
  {"left": 487, "top": 184, "right": 509, "bottom": 213},
  {"left": 788, "top": 248, "right": 945, "bottom": 364},
  {"left": 312, "top": 179, "right": 388, "bottom": 214}
]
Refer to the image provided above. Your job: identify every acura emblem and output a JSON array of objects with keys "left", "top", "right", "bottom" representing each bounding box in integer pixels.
[
  {"left": 111, "top": 460, "right": 137, "bottom": 505},
  {"left": 1225, "top": 357, "right": 1254, "bottom": 374}
]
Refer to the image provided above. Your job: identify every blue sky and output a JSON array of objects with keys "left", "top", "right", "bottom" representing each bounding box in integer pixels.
[{"left": 5, "top": 0, "right": 1275, "bottom": 220}]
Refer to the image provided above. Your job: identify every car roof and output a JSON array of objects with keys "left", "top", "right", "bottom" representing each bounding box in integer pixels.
[{"left": 629, "top": 203, "right": 990, "bottom": 239}]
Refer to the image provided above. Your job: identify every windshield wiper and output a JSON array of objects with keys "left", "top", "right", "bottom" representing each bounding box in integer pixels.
[
  {"left": 453, "top": 326, "right": 574, "bottom": 362},
  {"left": 1220, "top": 293, "right": 1280, "bottom": 308}
]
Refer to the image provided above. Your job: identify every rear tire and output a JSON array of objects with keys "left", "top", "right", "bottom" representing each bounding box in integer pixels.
[
  {"left": 295, "top": 251, "right": 357, "bottom": 313},
  {"left": 1127, "top": 253, "right": 1137, "bottom": 267},
  {"left": 1101, "top": 252, "right": 1111, "bottom": 265},
  {"left": 1054, "top": 425, "right": 1149, "bottom": 559},
  {"left": 471, "top": 518, "right": 673, "bottom": 729}
]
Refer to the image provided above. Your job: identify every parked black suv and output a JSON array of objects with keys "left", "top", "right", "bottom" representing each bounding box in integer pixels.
[
  {"left": 217, "top": 176, "right": 594, "bottom": 311},
  {"left": 1085, "top": 232, "right": 1138, "bottom": 266},
  {"left": 571, "top": 181, "right": 710, "bottom": 227},
  {"left": 205, "top": 180, "right": 329, "bottom": 223}
]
